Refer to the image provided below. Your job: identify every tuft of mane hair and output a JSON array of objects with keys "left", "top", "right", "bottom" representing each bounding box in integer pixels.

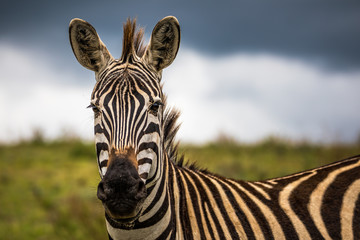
[
  {"left": 161, "top": 95, "right": 182, "bottom": 164},
  {"left": 161, "top": 96, "right": 207, "bottom": 172},
  {"left": 121, "top": 18, "right": 146, "bottom": 60}
]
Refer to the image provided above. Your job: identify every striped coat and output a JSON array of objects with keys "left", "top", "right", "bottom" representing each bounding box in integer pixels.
[{"left": 69, "top": 16, "right": 360, "bottom": 239}]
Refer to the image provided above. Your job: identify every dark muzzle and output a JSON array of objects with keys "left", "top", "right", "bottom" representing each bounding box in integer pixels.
[{"left": 97, "top": 150, "right": 147, "bottom": 219}]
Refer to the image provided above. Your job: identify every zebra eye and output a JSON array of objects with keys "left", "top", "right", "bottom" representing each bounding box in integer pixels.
[
  {"left": 87, "top": 103, "right": 100, "bottom": 114},
  {"left": 149, "top": 101, "right": 163, "bottom": 113}
]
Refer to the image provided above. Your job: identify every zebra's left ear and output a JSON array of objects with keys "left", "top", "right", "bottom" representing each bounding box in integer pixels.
[{"left": 143, "top": 16, "right": 180, "bottom": 72}]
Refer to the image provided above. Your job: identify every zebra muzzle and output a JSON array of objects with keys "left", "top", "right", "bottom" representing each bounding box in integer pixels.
[{"left": 97, "top": 148, "right": 147, "bottom": 219}]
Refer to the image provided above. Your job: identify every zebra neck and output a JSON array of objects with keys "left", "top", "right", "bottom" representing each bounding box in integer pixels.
[
  {"left": 166, "top": 155, "right": 360, "bottom": 240},
  {"left": 168, "top": 161, "right": 269, "bottom": 239}
]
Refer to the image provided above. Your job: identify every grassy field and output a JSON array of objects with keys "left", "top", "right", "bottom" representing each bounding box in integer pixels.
[{"left": 0, "top": 137, "right": 359, "bottom": 239}]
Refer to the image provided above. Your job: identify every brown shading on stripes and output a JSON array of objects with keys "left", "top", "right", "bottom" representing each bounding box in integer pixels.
[{"left": 108, "top": 147, "right": 138, "bottom": 169}]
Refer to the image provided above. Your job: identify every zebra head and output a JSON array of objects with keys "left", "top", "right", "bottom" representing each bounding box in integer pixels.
[{"left": 69, "top": 17, "right": 180, "bottom": 222}]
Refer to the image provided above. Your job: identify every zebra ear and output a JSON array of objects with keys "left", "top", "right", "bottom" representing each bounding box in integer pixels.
[
  {"left": 69, "top": 18, "right": 113, "bottom": 73},
  {"left": 143, "top": 16, "right": 180, "bottom": 72}
]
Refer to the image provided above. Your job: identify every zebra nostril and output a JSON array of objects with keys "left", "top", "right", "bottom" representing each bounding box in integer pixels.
[
  {"left": 135, "top": 180, "right": 147, "bottom": 199},
  {"left": 138, "top": 181, "right": 145, "bottom": 192},
  {"left": 97, "top": 181, "right": 107, "bottom": 202}
]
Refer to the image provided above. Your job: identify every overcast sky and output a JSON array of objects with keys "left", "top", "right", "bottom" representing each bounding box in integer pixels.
[{"left": 1, "top": 0, "right": 360, "bottom": 143}]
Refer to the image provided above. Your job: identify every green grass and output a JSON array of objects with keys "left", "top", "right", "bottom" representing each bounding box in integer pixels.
[
  {"left": 0, "top": 137, "right": 359, "bottom": 239},
  {"left": 0, "top": 140, "right": 105, "bottom": 240}
]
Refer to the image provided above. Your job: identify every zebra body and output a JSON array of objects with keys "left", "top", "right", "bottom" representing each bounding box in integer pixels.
[
  {"left": 69, "top": 16, "right": 360, "bottom": 239},
  {"left": 105, "top": 155, "right": 360, "bottom": 240}
]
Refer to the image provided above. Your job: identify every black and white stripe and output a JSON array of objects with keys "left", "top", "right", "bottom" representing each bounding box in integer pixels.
[
  {"left": 91, "top": 59, "right": 163, "bottom": 182},
  {"left": 70, "top": 16, "right": 360, "bottom": 240}
]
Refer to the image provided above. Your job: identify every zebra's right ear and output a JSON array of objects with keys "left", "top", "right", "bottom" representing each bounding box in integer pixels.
[{"left": 69, "top": 18, "right": 113, "bottom": 73}]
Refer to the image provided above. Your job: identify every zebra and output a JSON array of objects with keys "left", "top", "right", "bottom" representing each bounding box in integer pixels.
[{"left": 69, "top": 16, "right": 360, "bottom": 239}]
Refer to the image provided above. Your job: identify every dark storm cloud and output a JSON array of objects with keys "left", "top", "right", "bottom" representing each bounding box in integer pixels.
[{"left": 1, "top": 0, "right": 360, "bottom": 71}]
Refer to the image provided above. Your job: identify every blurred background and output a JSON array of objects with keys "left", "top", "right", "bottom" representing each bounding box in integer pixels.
[{"left": 1, "top": 0, "right": 360, "bottom": 239}]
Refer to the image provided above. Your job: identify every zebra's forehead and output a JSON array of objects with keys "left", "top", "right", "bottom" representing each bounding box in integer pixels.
[{"left": 91, "top": 60, "right": 162, "bottom": 105}]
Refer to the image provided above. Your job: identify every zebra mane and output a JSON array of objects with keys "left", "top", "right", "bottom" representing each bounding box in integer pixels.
[
  {"left": 162, "top": 95, "right": 182, "bottom": 164},
  {"left": 121, "top": 18, "right": 147, "bottom": 60}
]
